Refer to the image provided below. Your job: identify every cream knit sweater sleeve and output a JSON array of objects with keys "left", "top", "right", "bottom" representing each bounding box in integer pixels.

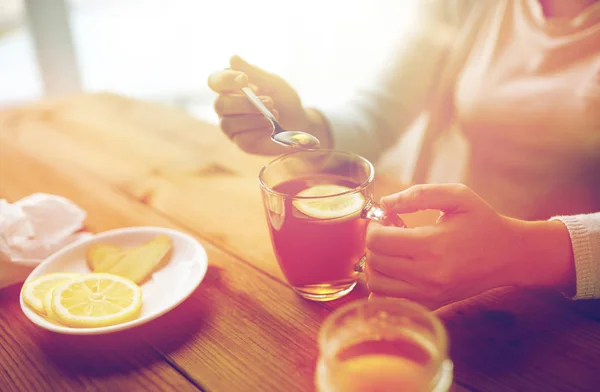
[
  {"left": 317, "top": 0, "right": 462, "bottom": 163},
  {"left": 550, "top": 213, "right": 600, "bottom": 299}
]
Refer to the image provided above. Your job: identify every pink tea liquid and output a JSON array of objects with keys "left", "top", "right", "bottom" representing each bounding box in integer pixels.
[{"left": 267, "top": 175, "right": 367, "bottom": 299}]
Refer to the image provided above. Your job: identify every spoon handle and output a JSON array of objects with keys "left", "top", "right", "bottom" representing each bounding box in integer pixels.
[{"left": 241, "top": 87, "right": 278, "bottom": 124}]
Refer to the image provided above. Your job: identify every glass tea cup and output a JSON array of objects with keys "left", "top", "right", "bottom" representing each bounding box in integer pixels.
[
  {"left": 258, "top": 150, "right": 403, "bottom": 302},
  {"left": 316, "top": 298, "right": 453, "bottom": 392}
]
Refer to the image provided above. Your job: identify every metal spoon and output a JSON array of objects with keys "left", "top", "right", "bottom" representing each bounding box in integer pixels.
[{"left": 241, "top": 87, "right": 321, "bottom": 150}]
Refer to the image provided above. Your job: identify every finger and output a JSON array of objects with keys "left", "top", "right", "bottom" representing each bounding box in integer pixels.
[
  {"left": 220, "top": 114, "right": 271, "bottom": 139},
  {"left": 208, "top": 69, "right": 248, "bottom": 93},
  {"left": 368, "top": 292, "right": 437, "bottom": 310},
  {"left": 366, "top": 224, "right": 431, "bottom": 257},
  {"left": 230, "top": 55, "right": 272, "bottom": 83},
  {"left": 381, "top": 183, "right": 477, "bottom": 214},
  {"left": 214, "top": 94, "right": 274, "bottom": 116},
  {"left": 367, "top": 250, "right": 418, "bottom": 280},
  {"left": 365, "top": 265, "right": 421, "bottom": 300}
]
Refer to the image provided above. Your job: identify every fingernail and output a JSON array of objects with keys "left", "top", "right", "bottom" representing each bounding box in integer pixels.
[
  {"left": 260, "top": 96, "right": 273, "bottom": 106},
  {"left": 234, "top": 73, "right": 247, "bottom": 86}
]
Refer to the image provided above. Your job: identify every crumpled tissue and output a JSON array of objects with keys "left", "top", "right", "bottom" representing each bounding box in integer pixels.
[{"left": 0, "top": 193, "right": 92, "bottom": 289}]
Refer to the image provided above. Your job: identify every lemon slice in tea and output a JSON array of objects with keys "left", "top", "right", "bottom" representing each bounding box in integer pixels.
[
  {"left": 21, "top": 272, "right": 79, "bottom": 315},
  {"left": 293, "top": 184, "right": 365, "bottom": 219},
  {"left": 52, "top": 273, "right": 142, "bottom": 328}
]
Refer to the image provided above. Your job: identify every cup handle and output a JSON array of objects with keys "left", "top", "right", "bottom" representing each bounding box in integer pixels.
[{"left": 354, "top": 200, "right": 406, "bottom": 273}]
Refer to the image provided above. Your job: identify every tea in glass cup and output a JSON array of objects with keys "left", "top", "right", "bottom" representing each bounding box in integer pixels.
[
  {"left": 259, "top": 150, "right": 400, "bottom": 301},
  {"left": 316, "top": 298, "right": 453, "bottom": 392}
]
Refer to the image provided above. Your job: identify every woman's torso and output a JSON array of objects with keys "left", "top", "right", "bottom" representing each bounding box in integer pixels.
[{"left": 452, "top": 0, "right": 600, "bottom": 220}]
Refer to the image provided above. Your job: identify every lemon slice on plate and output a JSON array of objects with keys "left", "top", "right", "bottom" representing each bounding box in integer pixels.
[
  {"left": 52, "top": 273, "right": 142, "bottom": 328},
  {"left": 293, "top": 184, "right": 365, "bottom": 219},
  {"left": 43, "top": 288, "right": 63, "bottom": 325},
  {"left": 21, "top": 272, "right": 79, "bottom": 315}
]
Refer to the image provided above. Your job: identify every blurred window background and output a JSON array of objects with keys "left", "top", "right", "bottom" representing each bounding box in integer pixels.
[{"left": 0, "top": 0, "right": 418, "bottom": 122}]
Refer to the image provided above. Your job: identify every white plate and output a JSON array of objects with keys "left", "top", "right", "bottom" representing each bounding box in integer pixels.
[{"left": 20, "top": 226, "right": 208, "bottom": 335}]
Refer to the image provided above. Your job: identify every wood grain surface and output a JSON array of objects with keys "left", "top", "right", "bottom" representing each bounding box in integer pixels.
[{"left": 1, "top": 93, "right": 598, "bottom": 392}]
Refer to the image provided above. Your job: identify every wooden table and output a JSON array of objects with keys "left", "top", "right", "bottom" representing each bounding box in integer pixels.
[{"left": 1, "top": 94, "right": 599, "bottom": 392}]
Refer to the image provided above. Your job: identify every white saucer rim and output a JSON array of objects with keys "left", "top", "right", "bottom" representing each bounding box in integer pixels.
[{"left": 19, "top": 226, "right": 208, "bottom": 335}]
